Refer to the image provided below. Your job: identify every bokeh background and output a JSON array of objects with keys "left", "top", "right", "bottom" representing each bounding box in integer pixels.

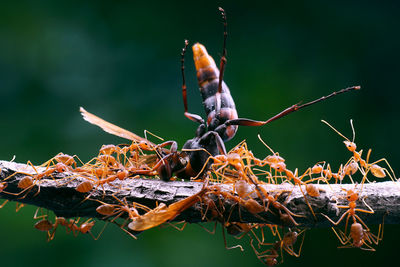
[{"left": 0, "top": 1, "right": 399, "bottom": 266}]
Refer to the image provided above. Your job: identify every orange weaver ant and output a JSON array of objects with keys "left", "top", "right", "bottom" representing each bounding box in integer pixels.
[
  {"left": 250, "top": 229, "right": 306, "bottom": 266},
  {"left": 41, "top": 217, "right": 104, "bottom": 241},
  {"left": 80, "top": 7, "right": 359, "bottom": 182},
  {"left": 33, "top": 208, "right": 54, "bottom": 232},
  {"left": 331, "top": 220, "right": 384, "bottom": 251},
  {"left": 3, "top": 153, "right": 79, "bottom": 199},
  {"left": 321, "top": 120, "right": 396, "bottom": 183},
  {"left": 31, "top": 207, "right": 106, "bottom": 241},
  {"left": 256, "top": 135, "right": 321, "bottom": 219},
  {"left": 322, "top": 185, "right": 374, "bottom": 237}
]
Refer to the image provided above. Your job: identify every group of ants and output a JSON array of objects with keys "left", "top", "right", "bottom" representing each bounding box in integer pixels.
[
  {"left": 0, "top": 7, "right": 397, "bottom": 266},
  {"left": 0, "top": 118, "right": 396, "bottom": 266}
]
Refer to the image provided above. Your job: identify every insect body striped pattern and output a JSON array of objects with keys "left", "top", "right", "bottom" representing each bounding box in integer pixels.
[{"left": 192, "top": 43, "right": 238, "bottom": 141}]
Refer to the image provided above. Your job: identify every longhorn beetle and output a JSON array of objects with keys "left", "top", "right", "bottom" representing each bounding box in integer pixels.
[{"left": 81, "top": 7, "right": 359, "bottom": 181}]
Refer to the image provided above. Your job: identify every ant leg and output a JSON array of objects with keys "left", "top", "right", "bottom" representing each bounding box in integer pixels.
[
  {"left": 214, "top": 162, "right": 229, "bottom": 175},
  {"left": 221, "top": 224, "right": 244, "bottom": 251},
  {"left": 363, "top": 230, "right": 379, "bottom": 247},
  {"left": 321, "top": 210, "right": 350, "bottom": 226},
  {"left": 166, "top": 221, "right": 187, "bottom": 231},
  {"left": 343, "top": 213, "right": 351, "bottom": 235},
  {"left": 69, "top": 218, "right": 80, "bottom": 237},
  {"left": 15, "top": 202, "right": 25, "bottom": 212},
  {"left": 296, "top": 184, "right": 317, "bottom": 220},
  {"left": 26, "top": 160, "right": 44, "bottom": 175},
  {"left": 250, "top": 226, "right": 266, "bottom": 245},
  {"left": 358, "top": 242, "right": 376, "bottom": 251},
  {"left": 283, "top": 230, "right": 306, "bottom": 257},
  {"left": 265, "top": 224, "right": 279, "bottom": 238},
  {"left": 289, "top": 168, "right": 317, "bottom": 219},
  {"left": 376, "top": 214, "right": 386, "bottom": 242},
  {"left": 89, "top": 221, "right": 109, "bottom": 241},
  {"left": 250, "top": 238, "right": 280, "bottom": 265},
  {"left": 353, "top": 214, "right": 373, "bottom": 232},
  {"left": 129, "top": 153, "right": 174, "bottom": 179},
  {"left": 251, "top": 226, "right": 265, "bottom": 245},
  {"left": 115, "top": 221, "right": 138, "bottom": 240},
  {"left": 33, "top": 207, "right": 48, "bottom": 220},
  {"left": 201, "top": 194, "right": 224, "bottom": 221},
  {"left": 331, "top": 227, "right": 351, "bottom": 246},
  {"left": 356, "top": 196, "right": 375, "bottom": 213},
  {"left": 364, "top": 215, "right": 385, "bottom": 246},
  {"left": 0, "top": 200, "right": 8, "bottom": 208},
  {"left": 197, "top": 221, "right": 217, "bottom": 235},
  {"left": 200, "top": 197, "right": 212, "bottom": 221}
]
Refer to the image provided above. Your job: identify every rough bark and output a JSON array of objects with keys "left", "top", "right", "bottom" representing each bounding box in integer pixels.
[{"left": 1, "top": 160, "right": 398, "bottom": 228}]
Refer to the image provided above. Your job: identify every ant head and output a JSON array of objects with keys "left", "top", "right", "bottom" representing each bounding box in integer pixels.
[
  {"left": 311, "top": 164, "right": 323, "bottom": 174},
  {"left": 0, "top": 182, "right": 7, "bottom": 191},
  {"left": 265, "top": 154, "right": 285, "bottom": 165},
  {"left": 227, "top": 153, "right": 241, "bottom": 165},
  {"left": 265, "top": 257, "right": 278, "bottom": 267},
  {"left": 99, "top": 144, "right": 116, "bottom": 155},
  {"left": 272, "top": 162, "right": 286, "bottom": 172},
  {"left": 225, "top": 223, "right": 243, "bottom": 236},
  {"left": 345, "top": 189, "right": 359, "bottom": 202},
  {"left": 80, "top": 220, "right": 95, "bottom": 233},
  {"left": 343, "top": 141, "right": 357, "bottom": 152},
  {"left": 138, "top": 140, "right": 153, "bottom": 150}
]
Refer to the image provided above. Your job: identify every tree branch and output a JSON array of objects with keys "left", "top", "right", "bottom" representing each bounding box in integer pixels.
[{"left": 1, "top": 160, "right": 398, "bottom": 228}]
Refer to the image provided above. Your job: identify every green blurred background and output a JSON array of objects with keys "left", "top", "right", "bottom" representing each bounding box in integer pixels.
[{"left": 0, "top": 0, "right": 399, "bottom": 266}]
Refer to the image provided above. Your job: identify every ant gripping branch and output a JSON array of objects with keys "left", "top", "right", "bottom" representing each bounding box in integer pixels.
[
  {"left": 80, "top": 7, "right": 359, "bottom": 181},
  {"left": 250, "top": 228, "right": 306, "bottom": 266},
  {"left": 331, "top": 220, "right": 384, "bottom": 251},
  {"left": 322, "top": 185, "right": 374, "bottom": 235}
]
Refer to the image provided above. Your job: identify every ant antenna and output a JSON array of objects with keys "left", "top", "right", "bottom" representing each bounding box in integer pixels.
[
  {"left": 321, "top": 120, "right": 350, "bottom": 142},
  {"left": 144, "top": 130, "right": 164, "bottom": 142},
  {"left": 215, "top": 7, "right": 228, "bottom": 118},
  {"left": 257, "top": 134, "right": 276, "bottom": 154},
  {"left": 349, "top": 119, "right": 356, "bottom": 143}
]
